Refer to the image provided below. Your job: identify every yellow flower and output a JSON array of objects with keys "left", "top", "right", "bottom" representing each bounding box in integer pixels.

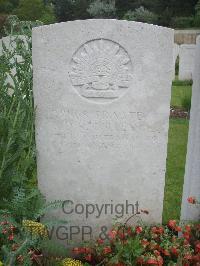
[
  {"left": 22, "top": 220, "right": 48, "bottom": 238},
  {"left": 62, "top": 258, "right": 83, "bottom": 266}
]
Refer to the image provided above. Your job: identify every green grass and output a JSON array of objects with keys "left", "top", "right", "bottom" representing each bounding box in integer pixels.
[
  {"left": 162, "top": 84, "right": 192, "bottom": 224},
  {"left": 163, "top": 119, "right": 189, "bottom": 224},
  {"left": 172, "top": 79, "right": 193, "bottom": 86},
  {"left": 171, "top": 85, "right": 192, "bottom": 108},
  {"left": 162, "top": 113, "right": 190, "bottom": 225}
]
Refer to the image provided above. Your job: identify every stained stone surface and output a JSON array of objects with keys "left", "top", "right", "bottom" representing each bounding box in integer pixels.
[
  {"left": 33, "top": 20, "right": 173, "bottom": 242},
  {"left": 181, "top": 36, "right": 200, "bottom": 222},
  {"left": 179, "top": 44, "right": 196, "bottom": 80}
]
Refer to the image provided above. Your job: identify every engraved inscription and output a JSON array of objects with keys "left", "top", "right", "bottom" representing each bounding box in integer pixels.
[
  {"left": 47, "top": 109, "right": 144, "bottom": 153},
  {"left": 69, "top": 39, "right": 133, "bottom": 103}
]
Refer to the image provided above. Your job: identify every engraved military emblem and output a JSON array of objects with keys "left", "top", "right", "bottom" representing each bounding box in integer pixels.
[{"left": 69, "top": 39, "right": 133, "bottom": 103}]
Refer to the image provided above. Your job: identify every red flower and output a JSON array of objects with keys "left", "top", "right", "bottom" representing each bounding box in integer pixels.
[
  {"left": 157, "top": 256, "right": 164, "bottom": 266},
  {"left": 137, "top": 257, "right": 144, "bottom": 264},
  {"left": 154, "top": 250, "right": 160, "bottom": 257},
  {"left": 168, "top": 220, "right": 176, "bottom": 229},
  {"left": 146, "top": 258, "right": 159, "bottom": 265},
  {"left": 10, "top": 225, "right": 15, "bottom": 231},
  {"left": 8, "top": 234, "right": 14, "bottom": 241},
  {"left": 171, "top": 247, "right": 179, "bottom": 256},
  {"left": 2, "top": 229, "right": 7, "bottom": 234},
  {"left": 184, "top": 253, "right": 192, "bottom": 260},
  {"left": 175, "top": 226, "right": 182, "bottom": 232},
  {"left": 187, "top": 197, "right": 196, "bottom": 204},
  {"left": 97, "top": 238, "right": 104, "bottom": 245},
  {"left": 162, "top": 249, "right": 170, "bottom": 256},
  {"left": 103, "top": 246, "right": 112, "bottom": 255},
  {"left": 183, "top": 232, "right": 190, "bottom": 241},
  {"left": 185, "top": 225, "right": 191, "bottom": 232},
  {"left": 72, "top": 247, "right": 80, "bottom": 255},
  {"left": 85, "top": 253, "right": 92, "bottom": 261},
  {"left": 118, "top": 232, "right": 125, "bottom": 240},
  {"left": 141, "top": 239, "right": 149, "bottom": 247},
  {"left": 108, "top": 230, "right": 117, "bottom": 240},
  {"left": 84, "top": 247, "right": 92, "bottom": 254},
  {"left": 136, "top": 226, "right": 143, "bottom": 234},
  {"left": 195, "top": 242, "right": 200, "bottom": 253},
  {"left": 0, "top": 221, "right": 8, "bottom": 226},
  {"left": 127, "top": 227, "right": 132, "bottom": 235},
  {"left": 80, "top": 247, "right": 87, "bottom": 253},
  {"left": 151, "top": 226, "right": 164, "bottom": 234}
]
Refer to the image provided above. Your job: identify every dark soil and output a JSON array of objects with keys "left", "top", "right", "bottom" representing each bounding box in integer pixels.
[{"left": 170, "top": 107, "right": 190, "bottom": 119}]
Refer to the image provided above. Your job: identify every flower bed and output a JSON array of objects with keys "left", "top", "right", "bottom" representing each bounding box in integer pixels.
[{"left": 72, "top": 221, "right": 200, "bottom": 265}]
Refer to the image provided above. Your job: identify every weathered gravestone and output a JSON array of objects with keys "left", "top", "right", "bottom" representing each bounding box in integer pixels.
[
  {"left": 181, "top": 36, "right": 200, "bottom": 222},
  {"left": 179, "top": 44, "right": 196, "bottom": 80},
  {"left": 33, "top": 20, "right": 173, "bottom": 243},
  {"left": 173, "top": 43, "right": 180, "bottom": 80}
]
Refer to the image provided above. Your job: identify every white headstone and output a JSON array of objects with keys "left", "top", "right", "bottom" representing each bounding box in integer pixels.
[
  {"left": 181, "top": 36, "right": 200, "bottom": 222},
  {"left": 33, "top": 20, "right": 173, "bottom": 243},
  {"left": 179, "top": 44, "right": 196, "bottom": 80},
  {"left": 173, "top": 43, "right": 180, "bottom": 80}
]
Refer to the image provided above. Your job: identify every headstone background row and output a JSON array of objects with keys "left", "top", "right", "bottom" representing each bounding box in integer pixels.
[
  {"left": 181, "top": 36, "right": 200, "bottom": 222},
  {"left": 179, "top": 44, "right": 196, "bottom": 81}
]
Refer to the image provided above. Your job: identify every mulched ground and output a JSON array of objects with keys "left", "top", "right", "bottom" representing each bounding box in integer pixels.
[{"left": 170, "top": 107, "right": 190, "bottom": 119}]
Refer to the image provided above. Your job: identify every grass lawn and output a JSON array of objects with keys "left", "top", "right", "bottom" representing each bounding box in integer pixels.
[
  {"left": 162, "top": 84, "right": 191, "bottom": 224},
  {"left": 163, "top": 118, "right": 189, "bottom": 224},
  {"left": 170, "top": 85, "right": 192, "bottom": 108}
]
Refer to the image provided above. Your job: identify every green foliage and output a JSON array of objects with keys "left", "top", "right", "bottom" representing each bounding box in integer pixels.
[
  {"left": 109, "top": 236, "right": 144, "bottom": 265},
  {"left": 0, "top": 188, "right": 67, "bottom": 265},
  {"left": 14, "top": 0, "right": 56, "bottom": 24},
  {"left": 53, "top": 0, "right": 90, "bottom": 22},
  {"left": 195, "top": 0, "right": 200, "bottom": 15},
  {"left": 171, "top": 16, "right": 194, "bottom": 28},
  {"left": 124, "top": 6, "right": 158, "bottom": 24},
  {"left": 87, "top": 0, "right": 116, "bottom": 18},
  {"left": 0, "top": 16, "right": 41, "bottom": 208},
  {"left": 193, "top": 14, "right": 200, "bottom": 26},
  {"left": 193, "top": 1, "right": 200, "bottom": 27},
  {"left": 0, "top": 0, "right": 14, "bottom": 13},
  {"left": 39, "top": 4, "right": 56, "bottom": 24}
]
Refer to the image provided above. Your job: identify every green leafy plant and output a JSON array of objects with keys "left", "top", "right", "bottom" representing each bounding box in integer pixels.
[
  {"left": 0, "top": 15, "right": 67, "bottom": 265},
  {"left": 87, "top": 0, "right": 116, "bottom": 19},
  {"left": 14, "top": 0, "right": 56, "bottom": 24},
  {"left": 124, "top": 6, "right": 158, "bottom": 24},
  {"left": 0, "top": 16, "right": 42, "bottom": 208},
  {"left": 171, "top": 16, "right": 194, "bottom": 28},
  {"left": 0, "top": 187, "right": 67, "bottom": 265}
]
